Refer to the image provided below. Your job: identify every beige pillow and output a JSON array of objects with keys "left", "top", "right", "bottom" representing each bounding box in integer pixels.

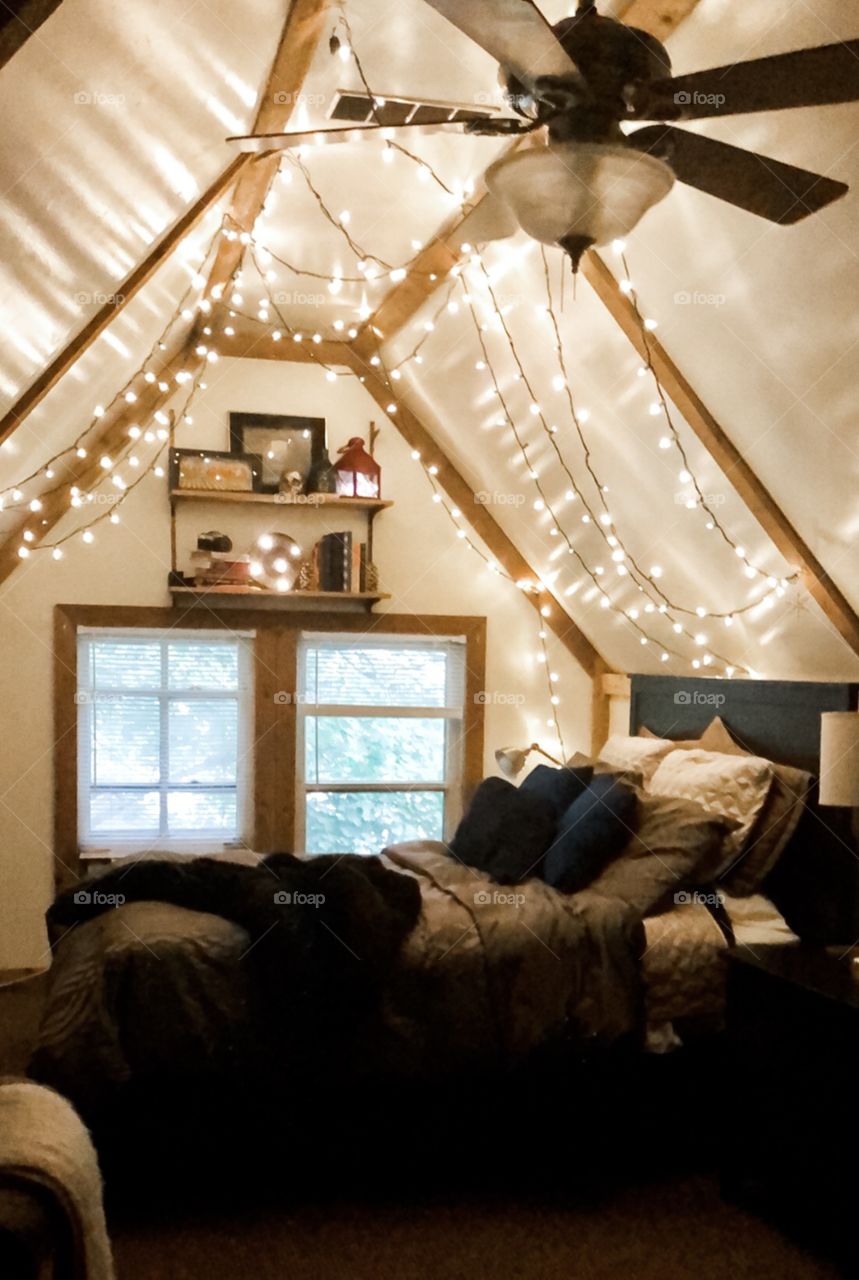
[
  {"left": 647, "top": 748, "right": 775, "bottom": 867},
  {"left": 599, "top": 734, "right": 677, "bottom": 784},
  {"left": 587, "top": 791, "right": 729, "bottom": 916},
  {"left": 692, "top": 718, "right": 813, "bottom": 894}
]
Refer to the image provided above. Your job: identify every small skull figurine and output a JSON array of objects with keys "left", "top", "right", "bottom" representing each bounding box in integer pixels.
[{"left": 280, "top": 470, "right": 304, "bottom": 497}]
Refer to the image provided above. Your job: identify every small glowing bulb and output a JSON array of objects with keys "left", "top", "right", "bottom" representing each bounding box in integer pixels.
[
  {"left": 52, "top": 547, "right": 63, "bottom": 561},
  {"left": 82, "top": 530, "right": 94, "bottom": 544}
]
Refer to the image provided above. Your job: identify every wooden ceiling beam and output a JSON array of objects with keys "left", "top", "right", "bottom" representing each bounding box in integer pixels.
[
  {"left": 0, "top": 155, "right": 248, "bottom": 447},
  {"left": 201, "top": 0, "right": 330, "bottom": 301},
  {"left": 618, "top": 0, "right": 701, "bottom": 43},
  {"left": 211, "top": 318, "right": 352, "bottom": 366},
  {"left": 0, "top": 1, "right": 63, "bottom": 69},
  {"left": 338, "top": 348, "right": 608, "bottom": 681},
  {"left": 581, "top": 250, "right": 859, "bottom": 656},
  {"left": 0, "top": 339, "right": 202, "bottom": 588}
]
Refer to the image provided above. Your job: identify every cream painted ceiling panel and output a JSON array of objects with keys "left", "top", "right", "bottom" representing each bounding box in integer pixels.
[{"left": 0, "top": 0, "right": 290, "bottom": 398}]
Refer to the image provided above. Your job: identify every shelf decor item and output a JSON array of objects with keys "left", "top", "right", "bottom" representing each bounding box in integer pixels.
[
  {"left": 334, "top": 437, "right": 381, "bottom": 499},
  {"left": 170, "top": 449, "right": 261, "bottom": 492},
  {"left": 230, "top": 412, "right": 325, "bottom": 493},
  {"left": 248, "top": 532, "right": 304, "bottom": 593},
  {"left": 306, "top": 448, "right": 337, "bottom": 495},
  {"left": 196, "top": 531, "right": 233, "bottom": 553}
]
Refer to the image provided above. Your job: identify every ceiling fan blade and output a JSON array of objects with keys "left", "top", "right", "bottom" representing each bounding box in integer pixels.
[
  {"left": 629, "top": 39, "right": 859, "bottom": 120},
  {"left": 627, "top": 125, "right": 848, "bottom": 223},
  {"left": 421, "top": 0, "right": 578, "bottom": 86},
  {"left": 226, "top": 120, "right": 519, "bottom": 154}
]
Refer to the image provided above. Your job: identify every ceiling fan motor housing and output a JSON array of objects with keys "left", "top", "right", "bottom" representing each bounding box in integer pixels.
[{"left": 504, "top": 10, "right": 671, "bottom": 143}]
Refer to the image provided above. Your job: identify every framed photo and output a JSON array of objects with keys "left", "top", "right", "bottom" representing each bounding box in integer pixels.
[
  {"left": 230, "top": 412, "right": 325, "bottom": 494},
  {"left": 169, "top": 448, "right": 262, "bottom": 493}
]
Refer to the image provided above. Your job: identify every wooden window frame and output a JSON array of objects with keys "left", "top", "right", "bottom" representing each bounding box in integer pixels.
[{"left": 54, "top": 604, "right": 486, "bottom": 887}]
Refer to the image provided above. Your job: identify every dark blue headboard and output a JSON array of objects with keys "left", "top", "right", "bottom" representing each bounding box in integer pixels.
[
  {"left": 628, "top": 675, "right": 859, "bottom": 943},
  {"left": 629, "top": 675, "right": 858, "bottom": 774}
]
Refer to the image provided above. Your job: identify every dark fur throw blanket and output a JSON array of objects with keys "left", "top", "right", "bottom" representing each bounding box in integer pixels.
[{"left": 48, "top": 854, "right": 422, "bottom": 1074}]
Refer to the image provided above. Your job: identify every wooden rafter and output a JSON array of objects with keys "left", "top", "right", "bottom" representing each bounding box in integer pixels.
[
  {"left": 0, "top": 340, "right": 202, "bottom": 588},
  {"left": 0, "top": 0, "right": 330, "bottom": 583},
  {"left": 618, "top": 0, "right": 701, "bottom": 43},
  {"left": 202, "top": 0, "right": 330, "bottom": 300},
  {"left": 338, "top": 349, "right": 607, "bottom": 682},
  {"left": 582, "top": 250, "right": 859, "bottom": 656},
  {"left": 0, "top": 155, "right": 248, "bottom": 447},
  {"left": 212, "top": 317, "right": 351, "bottom": 366},
  {"left": 0, "top": 0, "right": 63, "bottom": 69}
]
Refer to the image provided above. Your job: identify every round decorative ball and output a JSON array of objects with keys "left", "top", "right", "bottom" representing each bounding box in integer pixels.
[{"left": 249, "top": 532, "right": 303, "bottom": 593}]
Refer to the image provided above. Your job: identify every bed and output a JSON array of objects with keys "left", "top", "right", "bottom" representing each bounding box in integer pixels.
[{"left": 29, "top": 676, "right": 859, "bottom": 1177}]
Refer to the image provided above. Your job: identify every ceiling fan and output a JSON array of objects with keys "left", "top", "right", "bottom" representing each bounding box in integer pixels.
[{"left": 228, "top": 0, "right": 859, "bottom": 270}]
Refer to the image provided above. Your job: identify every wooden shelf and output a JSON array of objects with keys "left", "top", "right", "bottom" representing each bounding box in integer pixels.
[
  {"left": 170, "top": 585, "right": 390, "bottom": 606},
  {"left": 171, "top": 489, "right": 392, "bottom": 511}
]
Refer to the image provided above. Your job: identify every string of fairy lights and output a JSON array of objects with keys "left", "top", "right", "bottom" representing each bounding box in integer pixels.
[
  {"left": 1, "top": 218, "right": 239, "bottom": 554},
  {"left": 235, "top": 198, "right": 774, "bottom": 679},
  {"left": 0, "top": 28, "right": 800, "bottom": 736},
  {"left": 0, "top": 221, "right": 230, "bottom": 520}
]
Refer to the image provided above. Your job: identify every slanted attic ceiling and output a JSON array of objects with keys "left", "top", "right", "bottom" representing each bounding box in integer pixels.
[{"left": 1, "top": 0, "right": 858, "bottom": 681}]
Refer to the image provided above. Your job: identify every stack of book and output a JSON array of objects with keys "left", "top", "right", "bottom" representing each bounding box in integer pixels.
[
  {"left": 190, "top": 549, "right": 252, "bottom": 588},
  {"left": 312, "top": 532, "right": 369, "bottom": 592}
]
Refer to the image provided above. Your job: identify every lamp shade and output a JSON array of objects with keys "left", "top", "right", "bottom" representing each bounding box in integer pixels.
[
  {"left": 485, "top": 142, "right": 674, "bottom": 259},
  {"left": 495, "top": 746, "right": 530, "bottom": 779},
  {"left": 495, "top": 743, "right": 563, "bottom": 779},
  {"left": 819, "top": 712, "right": 859, "bottom": 806}
]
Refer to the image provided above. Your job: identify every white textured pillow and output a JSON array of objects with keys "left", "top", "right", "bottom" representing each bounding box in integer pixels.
[
  {"left": 600, "top": 734, "right": 676, "bottom": 783},
  {"left": 647, "top": 748, "right": 775, "bottom": 865}
]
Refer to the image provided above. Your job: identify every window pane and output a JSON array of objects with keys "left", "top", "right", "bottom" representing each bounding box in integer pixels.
[
  {"left": 93, "top": 697, "right": 160, "bottom": 785},
  {"left": 305, "top": 717, "right": 447, "bottom": 783},
  {"left": 168, "top": 642, "right": 239, "bottom": 691},
  {"left": 169, "top": 701, "right": 238, "bottom": 784},
  {"left": 90, "top": 641, "right": 161, "bottom": 689},
  {"left": 167, "top": 791, "right": 237, "bottom": 833},
  {"left": 305, "top": 791, "right": 444, "bottom": 853},
  {"left": 302, "top": 645, "right": 454, "bottom": 707},
  {"left": 90, "top": 790, "right": 159, "bottom": 833}
]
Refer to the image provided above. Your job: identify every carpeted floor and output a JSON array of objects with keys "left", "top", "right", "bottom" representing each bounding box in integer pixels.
[{"left": 110, "top": 1175, "right": 840, "bottom": 1280}]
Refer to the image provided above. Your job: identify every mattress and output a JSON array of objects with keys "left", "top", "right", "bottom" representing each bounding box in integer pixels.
[{"left": 642, "top": 892, "right": 797, "bottom": 1044}]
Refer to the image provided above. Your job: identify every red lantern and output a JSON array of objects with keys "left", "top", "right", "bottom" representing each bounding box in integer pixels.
[{"left": 334, "top": 437, "right": 381, "bottom": 499}]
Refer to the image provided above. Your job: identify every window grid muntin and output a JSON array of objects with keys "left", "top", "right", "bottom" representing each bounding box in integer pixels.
[
  {"left": 296, "top": 635, "right": 466, "bottom": 852},
  {"left": 77, "top": 629, "right": 251, "bottom": 846}
]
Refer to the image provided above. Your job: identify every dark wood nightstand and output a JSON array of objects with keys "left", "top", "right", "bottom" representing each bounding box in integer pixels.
[{"left": 723, "top": 944, "right": 859, "bottom": 1272}]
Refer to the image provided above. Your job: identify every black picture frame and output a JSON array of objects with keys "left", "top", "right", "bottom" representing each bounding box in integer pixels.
[
  {"left": 229, "top": 412, "right": 326, "bottom": 493},
  {"left": 169, "top": 448, "right": 263, "bottom": 493}
]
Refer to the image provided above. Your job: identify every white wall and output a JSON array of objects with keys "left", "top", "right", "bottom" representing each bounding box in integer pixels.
[{"left": 0, "top": 357, "right": 593, "bottom": 970}]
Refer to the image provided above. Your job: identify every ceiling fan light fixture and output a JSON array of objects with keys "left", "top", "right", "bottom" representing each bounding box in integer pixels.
[{"left": 485, "top": 142, "right": 674, "bottom": 268}]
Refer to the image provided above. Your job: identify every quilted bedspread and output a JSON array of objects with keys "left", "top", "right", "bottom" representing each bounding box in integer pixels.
[{"left": 31, "top": 843, "right": 645, "bottom": 1110}]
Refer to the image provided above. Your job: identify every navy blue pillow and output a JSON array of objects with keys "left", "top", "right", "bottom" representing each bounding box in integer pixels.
[
  {"left": 543, "top": 775, "right": 638, "bottom": 894},
  {"left": 518, "top": 764, "right": 593, "bottom": 820},
  {"left": 450, "top": 777, "right": 556, "bottom": 883}
]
